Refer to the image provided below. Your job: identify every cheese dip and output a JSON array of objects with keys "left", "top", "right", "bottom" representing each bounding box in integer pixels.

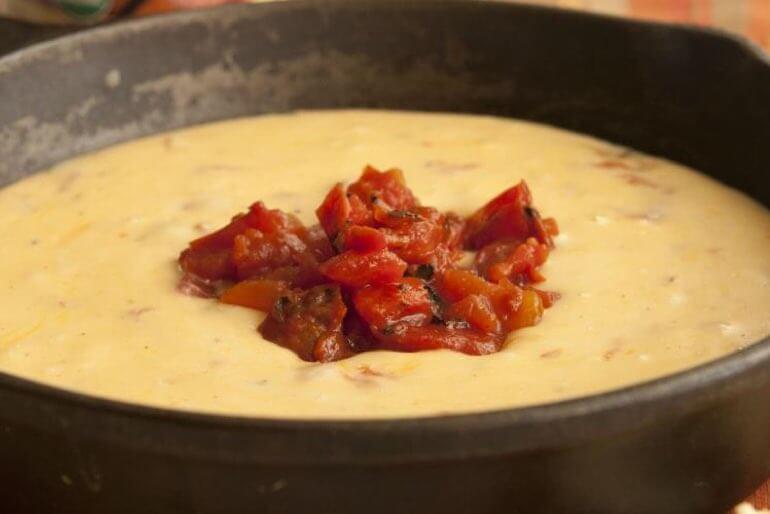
[{"left": 0, "top": 110, "right": 767, "bottom": 418}]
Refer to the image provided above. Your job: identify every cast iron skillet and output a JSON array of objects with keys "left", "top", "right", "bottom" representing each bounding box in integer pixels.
[{"left": 0, "top": 2, "right": 768, "bottom": 513}]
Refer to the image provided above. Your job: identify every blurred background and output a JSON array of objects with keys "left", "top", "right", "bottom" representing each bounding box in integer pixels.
[{"left": 0, "top": 0, "right": 769, "bottom": 53}]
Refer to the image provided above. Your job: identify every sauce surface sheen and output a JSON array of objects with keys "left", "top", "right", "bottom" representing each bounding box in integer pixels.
[{"left": 0, "top": 110, "right": 768, "bottom": 419}]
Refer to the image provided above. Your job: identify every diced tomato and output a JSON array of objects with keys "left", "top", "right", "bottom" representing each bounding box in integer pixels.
[
  {"left": 431, "top": 245, "right": 464, "bottom": 274},
  {"left": 313, "top": 331, "right": 356, "bottom": 362},
  {"left": 485, "top": 279, "right": 526, "bottom": 332},
  {"left": 232, "top": 229, "right": 308, "bottom": 280},
  {"left": 243, "top": 201, "right": 305, "bottom": 236},
  {"left": 503, "top": 289, "right": 544, "bottom": 330},
  {"left": 353, "top": 278, "right": 434, "bottom": 331},
  {"left": 464, "top": 181, "right": 554, "bottom": 249},
  {"left": 187, "top": 213, "right": 251, "bottom": 253},
  {"left": 315, "top": 183, "right": 351, "bottom": 240},
  {"left": 284, "top": 252, "right": 330, "bottom": 289},
  {"left": 538, "top": 217, "right": 560, "bottom": 244},
  {"left": 442, "top": 212, "right": 466, "bottom": 250},
  {"left": 445, "top": 294, "right": 501, "bottom": 334},
  {"left": 464, "top": 181, "right": 532, "bottom": 249},
  {"left": 372, "top": 205, "right": 428, "bottom": 228},
  {"left": 304, "top": 224, "right": 336, "bottom": 262},
  {"left": 258, "top": 285, "right": 349, "bottom": 362},
  {"left": 180, "top": 202, "right": 310, "bottom": 283},
  {"left": 348, "top": 165, "right": 417, "bottom": 211},
  {"left": 531, "top": 288, "right": 561, "bottom": 308},
  {"left": 436, "top": 269, "right": 494, "bottom": 302},
  {"left": 220, "top": 279, "right": 289, "bottom": 312},
  {"left": 381, "top": 219, "right": 444, "bottom": 264},
  {"left": 179, "top": 213, "right": 252, "bottom": 281},
  {"left": 475, "top": 241, "right": 517, "bottom": 279},
  {"left": 179, "top": 247, "right": 235, "bottom": 281},
  {"left": 478, "top": 237, "right": 550, "bottom": 284},
  {"left": 319, "top": 248, "right": 407, "bottom": 287},
  {"left": 343, "top": 309, "right": 377, "bottom": 353},
  {"left": 438, "top": 273, "right": 534, "bottom": 332},
  {"left": 348, "top": 193, "right": 374, "bottom": 226},
  {"left": 344, "top": 225, "right": 387, "bottom": 253},
  {"left": 465, "top": 202, "right": 531, "bottom": 249},
  {"left": 377, "top": 325, "right": 501, "bottom": 355}
]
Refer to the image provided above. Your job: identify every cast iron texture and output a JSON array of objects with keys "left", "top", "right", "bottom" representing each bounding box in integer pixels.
[
  {"left": 0, "top": 19, "right": 72, "bottom": 56},
  {"left": 0, "top": 2, "right": 768, "bottom": 513}
]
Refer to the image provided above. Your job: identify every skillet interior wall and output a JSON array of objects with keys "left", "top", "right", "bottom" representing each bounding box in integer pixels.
[{"left": 0, "top": 0, "right": 768, "bottom": 208}]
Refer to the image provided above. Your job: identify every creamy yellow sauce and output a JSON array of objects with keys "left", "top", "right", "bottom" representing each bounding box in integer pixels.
[{"left": 0, "top": 110, "right": 768, "bottom": 418}]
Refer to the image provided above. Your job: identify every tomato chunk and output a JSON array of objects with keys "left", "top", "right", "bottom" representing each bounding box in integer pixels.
[
  {"left": 258, "top": 285, "right": 350, "bottom": 362},
  {"left": 178, "top": 165, "right": 559, "bottom": 362},
  {"left": 244, "top": 201, "right": 306, "bottom": 236},
  {"left": 232, "top": 229, "right": 308, "bottom": 280},
  {"left": 377, "top": 325, "right": 501, "bottom": 355},
  {"left": 319, "top": 249, "right": 407, "bottom": 288},
  {"left": 353, "top": 278, "right": 435, "bottom": 332},
  {"left": 344, "top": 225, "right": 387, "bottom": 253},
  {"left": 436, "top": 269, "right": 495, "bottom": 302},
  {"left": 179, "top": 201, "right": 330, "bottom": 289},
  {"left": 445, "top": 294, "right": 500, "bottom": 334},
  {"left": 463, "top": 181, "right": 555, "bottom": 249},
  {"left": 220, "top": 279, "right": 289, "bottom": 312},
  {"left": 348, "top": 165, "right": 417, "bottom": 211},
  {"left": 476, "top": 237, "right": 550, "bottom": 285},
  {"left": 179, "top": 247, "right": 235, "bottom": 281},
  {"left": 503, "top": 289, "right": 544, "bottom": 330},
  {"left": 315, "top": 183, "right": 351, "bottom": 240}
]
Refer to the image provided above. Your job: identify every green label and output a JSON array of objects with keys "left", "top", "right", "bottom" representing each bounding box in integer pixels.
[{"left": 57, "top": 0, "right": 112, "bottom": 18}]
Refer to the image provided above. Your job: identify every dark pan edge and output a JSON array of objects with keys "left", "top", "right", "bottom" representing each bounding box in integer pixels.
[{"left": 0, "top": 0, "right": 767, "bottom": 466}]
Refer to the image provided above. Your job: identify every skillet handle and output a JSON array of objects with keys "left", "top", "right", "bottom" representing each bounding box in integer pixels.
[{"left": 0, "top": 18, "right": 75, "bottom": 56}]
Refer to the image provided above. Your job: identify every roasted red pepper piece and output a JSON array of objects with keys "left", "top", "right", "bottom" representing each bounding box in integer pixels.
[
  {"left": 220, "top": 279, "right": 289, "bottom": 312},
  {"left": 244, "top": 201, "right": 306, "bottom": 235},
  {"left": 376, "top": 325, "right": 501, "bottom": 355},
  {"left": 180, "top": 201, "right": 330, "bottom": 289},
  {"left": 352, "top": 278, "right": 435, "bottom": 332},
  {"left": 258, "top": 285, "right": 351, "bottom": 362},
  {"left": 442, "top": 212, "right": 466, "bottom": 250},
  {"left": 534, "top": 216, "right": 559, "bottom": 247},
  {"left": 476, "top": 237, "right": 550, "bottom": 285},
  {"left": 232, "top": 229, "right": 308, "bottom": 280},
  {"left": 303, "top": 224, "right": 336, "bottom": 263},
  {"left": 319, "top": 248, "right": 407, "bottom": 288},
  {"left": 348, "top": 165, "right": 417, "bottom": 211},
  {"left": 179, "top": 246, "right": 235, "bottom": 282},
  {"left": 343, "top": 225, "right": 387, "bottom": 253},
  {"left": 382, "top": 220, "right": 444, "bottom": 264},
  {"left": 445, "top": 294, "right": 501, "bottom": 334},
  {"left": 372, "top": 206, "right": 462, "bottom": 270},
  {"left": 464, "top": 181, "right": 555, "bottom": 249},
  {"left": 437, "top": 271, "right": 542, "bottom": 333},
  {"left": 436, "top": 268, "right": 495, "bottom": 302},
  {"left": 179, "top": 212, "right": 258, "bottom": 281},
  {"left": 316, "top": 183, "right": 351, "bottom": 241},
  {"left": 503, "top": 288, "right": 544, "bottom": 330}
]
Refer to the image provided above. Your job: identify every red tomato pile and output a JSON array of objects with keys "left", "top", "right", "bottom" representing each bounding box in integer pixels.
[{"left": 178, "top": 166, "right": 559, "bottom": 362}]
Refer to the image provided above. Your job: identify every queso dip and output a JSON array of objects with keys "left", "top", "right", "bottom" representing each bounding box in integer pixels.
[{"left": 0, "top": 110, "right": 767, "bottom": 418}]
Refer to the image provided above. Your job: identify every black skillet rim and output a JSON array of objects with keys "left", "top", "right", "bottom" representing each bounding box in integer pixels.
[{"left": 0, "top": 0, "right": 768, "bottom": 464}]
